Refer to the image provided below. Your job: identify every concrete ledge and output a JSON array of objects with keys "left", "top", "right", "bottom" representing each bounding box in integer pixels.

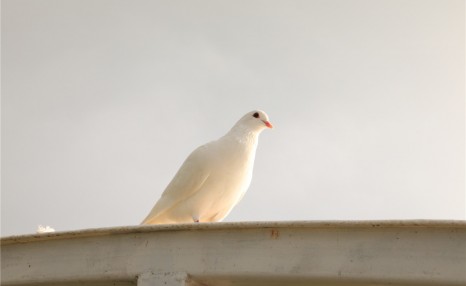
[{"left": 2, "top": 220, "right": 466, "bottom": 285}]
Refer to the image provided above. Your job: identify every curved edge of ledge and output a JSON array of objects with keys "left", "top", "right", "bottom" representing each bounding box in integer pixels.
[{"left": 2, "top": 219, "right": 465, "bottom": 245}]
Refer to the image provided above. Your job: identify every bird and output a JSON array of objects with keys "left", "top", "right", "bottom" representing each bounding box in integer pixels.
[{"left": 141, "top": 110, "right": 273, "bottom": 225}]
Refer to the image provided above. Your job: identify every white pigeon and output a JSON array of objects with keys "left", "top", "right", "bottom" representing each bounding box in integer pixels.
[{"left": 141, "top": 110, "right": 273, "bottom": 225}]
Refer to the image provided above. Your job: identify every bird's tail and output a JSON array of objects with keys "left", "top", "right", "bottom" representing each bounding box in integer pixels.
[{"left": 140, "top": 214, "right": 172, "bottom": 225}]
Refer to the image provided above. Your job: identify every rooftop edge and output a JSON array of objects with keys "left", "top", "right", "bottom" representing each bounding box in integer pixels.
[{"left": 2, "top": 219, "right": 465, "bottom": 245}]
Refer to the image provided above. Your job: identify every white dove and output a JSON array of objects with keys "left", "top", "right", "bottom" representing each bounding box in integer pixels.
[{"left": 141, "top": 110, "right": 273, "bottom": 225}]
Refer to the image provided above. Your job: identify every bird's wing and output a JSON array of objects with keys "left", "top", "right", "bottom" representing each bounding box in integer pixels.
[{"left": 141, "top": 145, "right": 212, "bottom": 224}]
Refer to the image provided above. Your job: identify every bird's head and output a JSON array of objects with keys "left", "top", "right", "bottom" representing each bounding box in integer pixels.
[{"left": 234, "top": 110, "right": 273, "bottom": 133}]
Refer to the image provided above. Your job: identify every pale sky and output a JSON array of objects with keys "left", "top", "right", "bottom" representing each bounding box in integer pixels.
[{"left": 2, "top": 0, "right": 465, "bottom": 236}]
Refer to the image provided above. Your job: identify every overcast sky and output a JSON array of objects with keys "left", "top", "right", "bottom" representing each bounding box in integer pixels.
[{"left": 2, "top": 0, "right": 465, "bottom": 236}]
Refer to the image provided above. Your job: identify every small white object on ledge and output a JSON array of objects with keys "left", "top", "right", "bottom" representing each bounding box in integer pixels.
[{"left": 37, "top": 225, "right": 55, "bottom": 233}]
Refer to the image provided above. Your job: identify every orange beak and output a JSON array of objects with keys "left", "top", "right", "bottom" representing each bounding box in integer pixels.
[{"left": 263, "top": 120, "right": 273, "bottom": 128}]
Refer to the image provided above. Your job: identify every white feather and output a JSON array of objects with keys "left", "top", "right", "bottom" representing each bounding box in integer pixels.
[{"left": 37, "top": 225, "right": 55, "bottom": 233}]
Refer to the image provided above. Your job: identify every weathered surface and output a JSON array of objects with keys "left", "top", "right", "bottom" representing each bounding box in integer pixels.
[{"left": 2, "top": 221, "right": 466, "bottom": 286}]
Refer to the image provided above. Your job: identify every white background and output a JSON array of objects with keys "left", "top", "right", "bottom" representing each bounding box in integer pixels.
[{"left": 2, "top": 0, "right": 465, "bottom": 236}]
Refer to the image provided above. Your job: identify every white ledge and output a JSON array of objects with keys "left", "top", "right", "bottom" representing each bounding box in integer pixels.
[
  {"left": 2, "top": 220, "right": 466, "bottom": 286},
  {"left": 2, "top": 220, "right": 465, "bottom": 244}
]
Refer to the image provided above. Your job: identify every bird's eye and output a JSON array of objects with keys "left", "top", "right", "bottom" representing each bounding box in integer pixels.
[{"left": 253, "top": 112, "right": 259, "bottom": 118}]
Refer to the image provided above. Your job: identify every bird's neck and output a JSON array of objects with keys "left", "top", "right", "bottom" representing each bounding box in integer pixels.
[{"left": 226, "top": 123, "right": 260, "bottom": 147}]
